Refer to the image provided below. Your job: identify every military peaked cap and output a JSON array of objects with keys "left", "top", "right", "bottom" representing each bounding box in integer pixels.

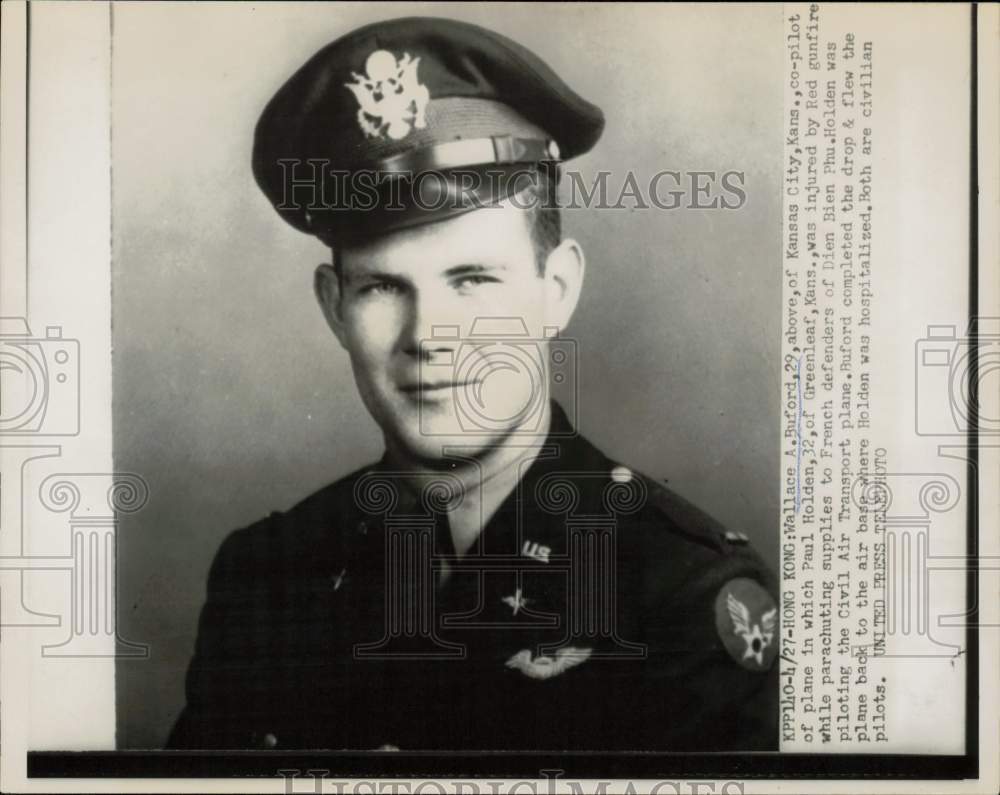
[{"left": 252, "top": 17, "right": 604, "bottom": 243}]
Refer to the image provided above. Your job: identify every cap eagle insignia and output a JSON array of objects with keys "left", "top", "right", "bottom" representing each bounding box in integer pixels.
[{"left": 345, "top": 49, "right": 430, "bottom": 140}]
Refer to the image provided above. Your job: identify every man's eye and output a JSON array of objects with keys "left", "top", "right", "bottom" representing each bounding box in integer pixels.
[
  {"left": 359, "top": 281, "right": 403, "bottom": 296},
  {"left": 454, "top": 275, "right": 500, "bottom": 290}
]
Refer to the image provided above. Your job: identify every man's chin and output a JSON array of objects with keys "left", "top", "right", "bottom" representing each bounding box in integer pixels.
[
  {"left": 376, "top": 398, "right": 549, "bottom": 466},
  {"left": 394, "top": 427, "right": 504, "bottom": 465}
]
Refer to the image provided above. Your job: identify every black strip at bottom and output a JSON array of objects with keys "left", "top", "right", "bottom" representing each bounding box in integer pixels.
[{"left": 28, "top": 750, "right": 977, "bottom": 780}]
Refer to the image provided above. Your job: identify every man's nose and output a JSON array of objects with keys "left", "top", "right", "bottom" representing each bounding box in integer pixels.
[{"left": 401, "top": 289, "right": 459, "bottom": 360}]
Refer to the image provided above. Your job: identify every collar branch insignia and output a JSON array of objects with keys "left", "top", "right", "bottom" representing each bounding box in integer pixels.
[{"left": 502, "top": 587, "right": 530, "bottom": 616}]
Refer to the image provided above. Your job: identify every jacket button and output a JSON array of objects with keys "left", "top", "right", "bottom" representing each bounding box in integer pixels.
[
  {"left": 610, "top": 465, "right": 633, "bottom": 484},
  {"left": 262, "top": 732, "right": 278, "bottom": 748}
]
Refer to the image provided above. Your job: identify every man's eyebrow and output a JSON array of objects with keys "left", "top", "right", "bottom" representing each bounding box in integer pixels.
[
  {"left": 342, "top": 263, "right": 505, "bottom": 285},
  {"left": 342, "top": 269, "right": 410, "bottom": 287},
  {"left": 442, "top": 263, "right": 506, "bottom": 277}
]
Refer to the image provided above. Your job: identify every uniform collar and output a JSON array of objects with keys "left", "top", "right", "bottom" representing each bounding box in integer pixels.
[
  {"left": 346, "top": 401, "right": 612, "bottom": 556},
  {"left": 486, "top": 401, "right": 613, "bottom": 558}
]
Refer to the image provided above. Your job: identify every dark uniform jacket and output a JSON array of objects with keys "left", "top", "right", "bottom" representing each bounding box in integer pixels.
[{"left": 167, "top": 403, "right": 779, "bottom": 751}]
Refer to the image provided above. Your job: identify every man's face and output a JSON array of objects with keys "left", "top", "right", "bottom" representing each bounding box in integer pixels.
[{"left": 316, "top": 201, "right": 581, "bottom": 464}]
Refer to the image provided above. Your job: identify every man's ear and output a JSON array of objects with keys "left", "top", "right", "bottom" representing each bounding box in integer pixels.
[
  {"left": 542, "top": 238, "right": 585, "bottom": 333},
  {"left": 314, "top": 263, "right": 349, "bottom": 350}
]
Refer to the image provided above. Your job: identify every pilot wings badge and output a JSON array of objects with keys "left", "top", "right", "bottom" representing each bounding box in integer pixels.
[
  {"left": 714, "top": 577, "right": 779, "bottom": 671},
  {"left": 345, "top": 50, "right": 430, "bottom": 141},
  {"left": 505, "top": 647, "right": 593, "bottom": 680}
]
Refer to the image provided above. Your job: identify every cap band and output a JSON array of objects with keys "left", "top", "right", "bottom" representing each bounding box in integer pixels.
[{"left": 378, "top": 136, "right": 557, "bottom": 175}]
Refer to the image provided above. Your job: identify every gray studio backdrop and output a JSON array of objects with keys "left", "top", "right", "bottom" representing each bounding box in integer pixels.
[{"left": 113, "top": 3, "right": 782, "bottom": 748}]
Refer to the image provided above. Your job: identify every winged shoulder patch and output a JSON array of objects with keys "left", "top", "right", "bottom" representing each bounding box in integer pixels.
[{"left": 714, "top": 577, "right": 779, "bottom": 672}]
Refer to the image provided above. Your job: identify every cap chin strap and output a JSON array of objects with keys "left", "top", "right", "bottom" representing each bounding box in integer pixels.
[{"left": 377, "top": 136, "right": 560, "bottom": 175}]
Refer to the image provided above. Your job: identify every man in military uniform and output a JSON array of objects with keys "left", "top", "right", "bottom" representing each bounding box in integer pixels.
[{"left": 167, "top": 16, "right": 779, "bottom": 752}]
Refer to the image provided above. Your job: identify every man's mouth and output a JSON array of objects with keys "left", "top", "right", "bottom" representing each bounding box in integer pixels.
[{"left": 400, "top": 380, "right": 478, "bottom": 394}]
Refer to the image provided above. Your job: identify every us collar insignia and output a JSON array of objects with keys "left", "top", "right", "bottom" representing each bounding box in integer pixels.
[
  {"left": 505, "top": 646, "right": 593, "bottom": 680},
  {"left": 521, "top": 540, "right": 551, "bottom": 563},
  {"left": 345, "top": 50, "right": 430, "bottom": 140},
  {"left": 715, "top": 577, "right": 779, "bottom": 671}
]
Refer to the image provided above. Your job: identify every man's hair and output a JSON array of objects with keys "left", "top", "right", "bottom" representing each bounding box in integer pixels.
[
  {"left": 522, "top": 170, "right": 561, "bottom": 274},
  {"left": 332, "top": 170, "right": 561, "bottom": 280}
]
